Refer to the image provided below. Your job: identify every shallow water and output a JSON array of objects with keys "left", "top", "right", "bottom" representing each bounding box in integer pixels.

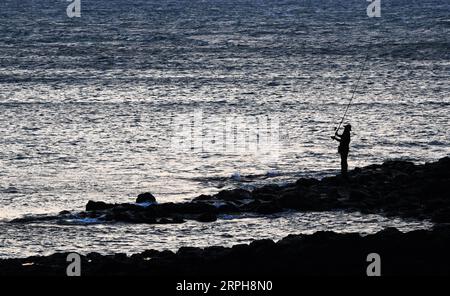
[
  {"left": 0, "top": 0, "right": 448, "bottom": 258},
  {"left": 0, "top": 211, "right": 433, "bottom": 258}
]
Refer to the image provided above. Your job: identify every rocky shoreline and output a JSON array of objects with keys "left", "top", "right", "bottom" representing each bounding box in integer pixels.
[
  {"left": 2, "top": 157, "right": 450, "bottom": 276},
  {"left": 2, "top": 226, "right": 450, "bottom": 276}
]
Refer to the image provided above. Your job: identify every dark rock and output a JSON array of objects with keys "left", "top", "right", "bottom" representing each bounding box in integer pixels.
[
  {"left": 239, "top": 199, "right": 261, "bottom": 211},
  {"left": 192, "top": 194, "right": 214, "bottom": 202},
  {"left": 131, "top": 249, "right": 160, "bottom": 260},
  {"left": 228, "top": 244, "right": 252, "bottom": 260},
  {"left": 38, "top": 156, "right": 450, "bottom": 226},
  {"left": 217, "top": 203, "right": 240, "bottom": 213},
  {"left": 158, "top": 218, "right": 171, "bottom": 224},
  {"left": 196, "top": 212, "right": 218, "bottom": 223},
  {"left": 278, "top": 192, "right": 325, "bottom": 211},
  {"left": 295, "top": 178, "right": 319, "bottom": 187},
  {"left": 278, "top": 192, "right": 301, "bottom": 209},
  {"left": 159, "top": 250, "right": 176, "bottom": 258},
  {"left": 252, "top": 185, "right": 281, "bottom": 200},
  {"left": 114, "top": 253, "right": 128, "bottom": 261},
  {"left": 177, "top": 247, "right": 203, "bottom": 259},
  {"left": 216, "top": 189, "right": 252, "bottom": 201},
  {"left": 159, "top": 202, "right": 217, "bottom": 215},
  {"left": 249, "top": 239, "right": 276, "bottom": 250},
  {"left": 320, "top": 176, "right": 341, "bottom": 186},
  {"left": 5, "top": 227, "right": 450, "bottom": 276},
  {"left": 349, "top": 189, "right": 372, "bottom": 201},
  {"left": 86, "top": 201, "right": 114, "bottom": 212},
  {"left": 136, "top": 192, "right": 156, "bottom": 204},
  {"left": 252, "top": 193, "right": 278, "bottom": 202},
  {"left": 255, "top": 201, "right": 283, "bottom": 214},
  {"left": 172, "top": 215, "right": 185, "bottom": 224}
]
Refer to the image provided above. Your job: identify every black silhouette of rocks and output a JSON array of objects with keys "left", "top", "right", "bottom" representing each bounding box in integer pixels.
[
  {"left": 136, "top": 192, "right": 156, "bottom": 204},
  {"left": 2, "top": 226, "right": 450, "bottom": 276},
  {"left": 86, "top": 201, "right": 114, "bottom": 211}
]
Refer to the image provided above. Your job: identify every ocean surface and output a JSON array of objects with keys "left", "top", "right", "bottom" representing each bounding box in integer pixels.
[{"left": 0, "top": 0, "right": 449, "bottom": 258}]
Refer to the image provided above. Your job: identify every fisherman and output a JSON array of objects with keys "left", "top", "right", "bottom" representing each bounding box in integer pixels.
[{"left": 331, "top": 124, "right": 351, "bottom": 178}]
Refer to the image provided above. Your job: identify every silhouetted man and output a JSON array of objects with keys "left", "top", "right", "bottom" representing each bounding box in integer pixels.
[{"left": 331, "top": 124, "right": 351, "bottom": 178}]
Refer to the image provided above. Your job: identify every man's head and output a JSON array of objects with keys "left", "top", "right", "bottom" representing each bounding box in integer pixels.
[{"left": 344, "top": 124, "right": 352, "bottom": 132}]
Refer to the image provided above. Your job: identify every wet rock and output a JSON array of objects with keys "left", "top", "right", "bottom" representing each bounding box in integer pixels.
[
  {"left": 295, "top": 178, "right": 319, "bottom": 188},
  {"left": 136, "top": 192, "right": 156, "bottom": 204}
]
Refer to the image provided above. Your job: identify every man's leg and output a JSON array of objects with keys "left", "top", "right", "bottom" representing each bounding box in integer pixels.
[{"left": 341, "top": 153, "right": 348, "bottom": 177}]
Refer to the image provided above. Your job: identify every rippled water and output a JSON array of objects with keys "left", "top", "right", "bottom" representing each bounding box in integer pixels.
[
  {"left": 0, "top": 0, "right": 449, "bottom": 258},
  {"left": 0, "top": 211, "right": 433, "bottom": 258}
]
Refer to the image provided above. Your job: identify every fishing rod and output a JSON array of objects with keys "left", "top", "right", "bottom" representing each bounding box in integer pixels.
[{"left": 334, "top": 47, "right": 371, "bottom": 135}]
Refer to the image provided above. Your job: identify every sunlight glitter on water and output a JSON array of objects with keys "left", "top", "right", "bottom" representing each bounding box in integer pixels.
[{"left": 0, "top": 211, "right": 433, "bottom": 258}]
